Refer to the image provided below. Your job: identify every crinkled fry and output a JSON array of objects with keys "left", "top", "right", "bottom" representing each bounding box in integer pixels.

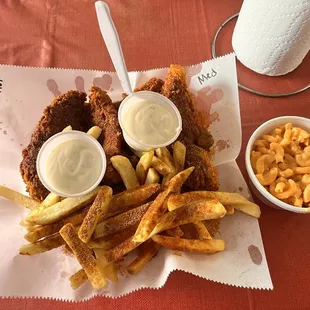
[
  {"left": 59, "top": 223, "right": 106, "bottom": 290},
  {"left": 93, "top": 202, "right": 152, "bottom": 240},
  {"left": 19, "top": 233, "right": 64, "bottom": 255},
  {"left": 78, "top": 186, "right": 113, "bottom": 243},
  {"left": 152, "top": 235, "right": 225, "bottom": 253},
  {"left": 26, "top": 187, "right": 100, "bottom": 225},
  {"left": 0, "top": 186, "right": 40, "bottom": 210},
  {"left": 127, "top": 240, "right": 161, "bottom": 275}
]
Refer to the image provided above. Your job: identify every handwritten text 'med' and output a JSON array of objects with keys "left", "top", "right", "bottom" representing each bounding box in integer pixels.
[{"left": 197, "top": 69, "right": 217, "bottom": 85}]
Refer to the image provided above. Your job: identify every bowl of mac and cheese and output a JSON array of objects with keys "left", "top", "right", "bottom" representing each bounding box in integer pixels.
[{"left": 246, "top": 116, "right": 310, "bottom": 214}]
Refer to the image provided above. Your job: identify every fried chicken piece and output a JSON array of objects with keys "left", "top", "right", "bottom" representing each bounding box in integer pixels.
[
  {"left": 88, "top": 87, "right": 123, "bottom": 185},
  {"left": 20, "top": 91, "right": 87, "bottom": 201},
  {"left": 134, "top": 78, "right": 164, "bottom": 93},
  {"left": 185, "top": 145, "right": 219, "bottom": 191},
  {"left": 161, "top": 65, "right": 213, "bottom": 151}
]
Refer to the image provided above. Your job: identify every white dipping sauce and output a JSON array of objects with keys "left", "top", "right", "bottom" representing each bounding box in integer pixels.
[
  {"left": 46, "top": 139, "right": 102, "bottom": 194},
  {"left": 122, "top": 100, "right": 179, "bottom": 145}
]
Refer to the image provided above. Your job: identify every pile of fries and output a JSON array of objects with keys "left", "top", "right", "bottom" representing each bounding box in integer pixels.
[{"left": 0, "top": 141, "right": 261, "bottom": 291}]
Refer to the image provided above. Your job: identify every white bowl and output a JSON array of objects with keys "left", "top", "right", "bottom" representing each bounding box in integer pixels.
[
  {"left": 245, "top": 116, "right": 310, "bottom": 214},
  {"left": 37, "top": 131, "right": 106, "bottom": 197}
]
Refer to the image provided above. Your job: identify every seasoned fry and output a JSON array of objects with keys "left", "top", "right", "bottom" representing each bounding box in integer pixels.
[
  {"left": 70, "top": 269, "right": 88, "bottom": 290},
  {"left": 78, "top": 186, "right": 113, "bottom": 243},
  {"left": 145, "top": 168, "right": 160, "bottom": 185},
  {"left": 60, "top": 224, "right": 106, "bottom": 290},
  {"left": 127, "top": 240, "right": 161, "bottom": 275},
  {"left": 161, "top": 172, "right": 176, "bottom": 189},
  {"left": 0, "top": 186, "right": 40, "bottom": 210},
  {"left": 168, "top": 191, "right": 261, "bottom": 218},
  {"left": 193, "top": 222, "right": 212, "bottom": 240},
  {"left": 94, "top": 249, "right": 118, "bottom": 283},
  {"left": 167, "top": 167, "right": 195, "bottom": 194},
  {"left": 24, "top": 207, "right": 89, "bottom": 243},
  {"left": 150, "top": 199, "right": 226, "bottom": 237},
  {"left": 19, "top": 233, "right": 65, "bottom": 255},
  {"left": 225, "top": 205, "right": 235, "bottom": 215},
  {"left": 151, "top": 156, "right": 173, "bottom": 175},
  {"left": 133, "top": 191, "right": 171, "bottom": 242},
  {"left": 88, "top": 226, "right": 137, "bottom": 250},
  {"left": 166, "top": 226, "right": 184, "bottom": 238},
  {"left": 155, "top": 147, "right": 175, "bottom": 170},
  {"left": 173, "top": 141, "right": 186, "bottom": 172},
  {"left": 26, "top": 187, "right": 100, "bottom": 225},
  {"left": 62, "top": 125, "right": 72, "bottom": 132},
  {"left": 87, "top": 126, "right": 102, "bottom": 140},
  {"left": 93, "top": 203, "right": 151, "bottom": 240},
  {"left": 136, "top": 151, "right": 154, "bottom": 184},
  {"left": 99, "top": 236, "right": 142, "bottom": 266},
  {"left": 152, "top": 235, "right": 225, "bottom": 253},
  {"left": 111, "top": 155, "right": 140, "bottom": 189},
  {"left": 106, "top": 184, "right": 160, "bottom": 217}
]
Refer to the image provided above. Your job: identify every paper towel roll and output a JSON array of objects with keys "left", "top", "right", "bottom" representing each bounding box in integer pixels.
[{"left": 232, "top": 0, "right": 310, "bottom": 76}]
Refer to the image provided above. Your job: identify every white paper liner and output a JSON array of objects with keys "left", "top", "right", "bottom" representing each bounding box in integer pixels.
[{"left": 0, "top": 53, "right": 273, "bottom": 301}]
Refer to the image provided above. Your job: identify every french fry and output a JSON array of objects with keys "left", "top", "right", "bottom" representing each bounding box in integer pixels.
[
  {"left": 167, "top": 167, "right": 195, "bottom": 194},
  {"left": 136, "top": 151, "right": 154, "bottom": 185},
  {"left": 19, "top": 219, "right": 33, "bottom": 228},
  {"left": 106, "top": 184, "right": 160, "bottom": 217},
  {"left": 225, "top": 205, "right": 235, "bottom": 215},
  {"left": 26, "top": 187, "right": 100, "bottom": 225},
  {"left": 0, "top": 186, "right": 40, "bottom": 210},
  {"left": 19, "top": 233, "right": 65, "bottom": 255},
  {"left": 193, "top": 222, "right": 212, "bottom": 240},
  {"left": 93, "top": 203, "right": 151, "bottom": 240},
  {"left": 87, "top": 126, "right": 102, "bottom": 140},
  {"left": 62, "top": 125, "right": 72, "bottom": 132},
  {"left": 132, "top": 190, "right": 171, "bottom": 242},
  {"left": 151, "top": 156, "right": 173, "bottom": 175},
  {"left": 166, "top": 226, "right": 184, "bottom": 238},
  {"left": 24, "top": 207, "right": 89, "bottom": 243},
  {"left": 161, "top": 172, "right": 176, "bottom": 189},
  {"left": 111, "top": 156, "right": 139, "bottom": 189},
  {"left": 152, "top": 235, "right": 225, "bottom": 254},
  {"left": 150, "top": 199, "right": 226, "bottom": 237},
  {"left": 133, "top": 167, "right": 195, "bottom": 243},
  {"left": 59, "top": 223, "right": 106, "bottom": 290},
  {"left": 78, "top": 186, "right": 113, "bottom": 243},
  {"left": 155, "top": 147, "right": 175, "bottom": 170},
  {"left": 41, "top": 193, "right": 61, "bottom": 209},
  {"left": 127, "top": 240, "right": 161, "bottom": 275},
  {"left": 70, "top": 269, "right": 88, "bottom": 290},
  {"left": 167, "top": 191, "right": 261, "bottom": 218},
  {"left": 145, "top": 168, "right": 160, "bottom": 185},
  {"left": 173, "top": 141, "right": 186, "bottom": 172},
  {"left": 88, "top": 226, "right": 137, "bottom": 250},
  {"left": 94, "top": 249, "right": 118, "bottom": 284},
  {"left": 98, "top": 236, "right": 142, "bottom": 266}
]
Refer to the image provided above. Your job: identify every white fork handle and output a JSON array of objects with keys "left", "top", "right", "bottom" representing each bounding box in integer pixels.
[{"left": 95, "top": 1, "right": 133, "bottom": 94}]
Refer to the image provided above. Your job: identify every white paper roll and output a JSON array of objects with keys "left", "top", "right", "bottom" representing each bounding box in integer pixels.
[{"left": 232, "top": 0, "right": 310, "bottom": 76}]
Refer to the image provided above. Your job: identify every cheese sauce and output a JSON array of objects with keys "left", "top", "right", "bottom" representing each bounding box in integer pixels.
[
  {"left": 46, "top": 139, "right": 102, "bottom": 194},
  {"left": 122, "top": 100, "right": 179, "bottom": 145}
]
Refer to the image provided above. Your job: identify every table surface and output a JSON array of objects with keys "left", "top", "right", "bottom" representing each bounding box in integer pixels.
[{"left": 1, "top": 0, "right": 309, "bottom": 309}]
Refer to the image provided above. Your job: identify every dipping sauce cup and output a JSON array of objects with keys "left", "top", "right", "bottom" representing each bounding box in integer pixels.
[{"left": 118, "top": 91, "right": 182, "bottom": 152}]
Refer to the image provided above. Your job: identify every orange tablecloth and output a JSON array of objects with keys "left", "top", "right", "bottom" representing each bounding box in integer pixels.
[{"left": 1, "top": 0, "right": 309, "bottom": 309}]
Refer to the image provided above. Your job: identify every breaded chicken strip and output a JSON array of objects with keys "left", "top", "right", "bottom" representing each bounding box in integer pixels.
[
  {"left": 20, "top": 91, "right": 87, "bottom": 201},
  {"left": 134, "top": 78, "right": 164, "bottom": 93},
  {"left": 161, "top": 65, "right": 214, "bottom": 151},
  {"left": 185, "top": 145, "right": 219, "bottom": 191}
]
